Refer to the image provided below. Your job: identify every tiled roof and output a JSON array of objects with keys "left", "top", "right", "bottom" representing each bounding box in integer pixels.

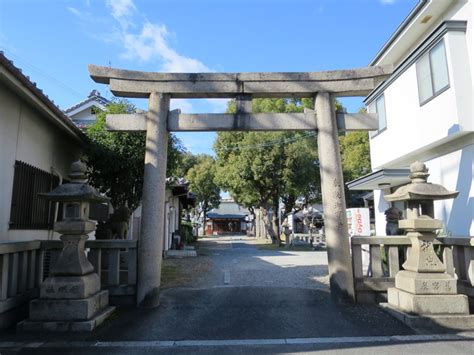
[
  {"left": 0, "top": 51, "right": 87, "bottom": 143},
  {"left": 72, "top": 120, "right": 96, "bottom": 129},
  {"left": 64, "top": 90, "right": 110, "bottom": 114},
  {"left": 207, "top": 213, "right": 247, "bottom": 220},
  {"left": 209, "top": 201, "right": 248, "bottom": 217}
]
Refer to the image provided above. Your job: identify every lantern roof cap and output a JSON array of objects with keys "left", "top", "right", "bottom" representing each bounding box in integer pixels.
[
  {"left": 384, "top": 161, "right": 458, "bottom": 202},
  {"left": 39, "top": 160, "right": 108, "bottom": 203}
]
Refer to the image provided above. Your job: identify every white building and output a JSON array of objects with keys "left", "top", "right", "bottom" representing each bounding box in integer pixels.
[
  {"left": 0, "top": 52, "right": 85, "bottom": 242},
  {"left": 64, "top": 89, "right": 109, "bottom": 129},
  {"left": 348, "top": 0, "right": 473, "bottom": 236},
  {"left": 130, "top": 179, "right": 195, "bottom": 251}
]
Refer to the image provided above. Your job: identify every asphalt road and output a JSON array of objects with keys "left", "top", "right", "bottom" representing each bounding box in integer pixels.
[{"left": 1, "top": 235, "right": 473, "bottom": 354}]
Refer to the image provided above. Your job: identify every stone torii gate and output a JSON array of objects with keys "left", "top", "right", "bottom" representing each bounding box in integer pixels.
[{"left": 88, "top": 65, "right": 392, "bottom": 306}]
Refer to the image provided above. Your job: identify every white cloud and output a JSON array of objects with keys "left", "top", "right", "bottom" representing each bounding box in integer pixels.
[
  {"left": 67, "top": 6, "right": 94, "bottom": 20},
  {"left": 380, "top": 0, "right": 396, "bottom": 5},
  {"left": 170, "top": 99, "right": 194, "bottom": 113},
  {"left": 106, "top": 0, "right": 136, "bottom": 29},
  {"left": 104, "top": 0, "right": 217, "bottom": 113},
  {"left": 121, "top": 22, "right": 210, "bottom": 72},
  {"left": 106, "top": 0, "right": 135, "bottom": 20},
  {"left": 68, "top": 1, "right": 224, "bottom": 115},
  {"left": 67, "top": 6, "right": 82, "bottom": 17}
]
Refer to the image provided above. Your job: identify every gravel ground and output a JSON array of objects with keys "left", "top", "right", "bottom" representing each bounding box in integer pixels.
[{"left": 162, "top": 235, "right": 329, "bottom": 290}]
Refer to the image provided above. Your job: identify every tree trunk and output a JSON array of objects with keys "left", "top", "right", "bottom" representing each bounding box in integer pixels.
[
  {"left": 202, "top": 201, "right": 208, "bottom": 236},
  {"left": 272, "top": 200, "right": 280, "bottom": 241},
  {"left": 262, "top": 208, "right": 280, "bottom": 245},
  {"left": 248, "top": 207, "right": 256, "bottom": 237}
]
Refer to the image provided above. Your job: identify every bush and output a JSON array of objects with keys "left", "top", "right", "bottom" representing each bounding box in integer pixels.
[{"left": 180, "top": 222, "right": 196, "bottom": 244}]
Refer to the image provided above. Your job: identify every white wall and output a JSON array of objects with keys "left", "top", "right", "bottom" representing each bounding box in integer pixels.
[
  {"left": 368, "top": 1, "right": 473, "bottom": 237},
  {"left": 427, "top": 146, "right": 474, "bottom": 236},
  {"left": 0, "top": 82, "right": 82, "bottom": 242},
  {"left": 372, "top": 147, "right": 474, "bottom": 236},
  {"left": 70, "top": 108, "right": 96, "bottom": 122},
  {"left": 368, "top": 30, "right": 472, "bottom": 170},
  {"left": 162, "top": 189, "right": 182, "bottom": 251},
  {"left": 373, "top": 189, "right": 391, "bottom": 236}
]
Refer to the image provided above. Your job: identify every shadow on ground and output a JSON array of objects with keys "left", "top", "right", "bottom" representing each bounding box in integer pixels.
[{"left": 0, "top": 286, "right": 414, "bottom": 343}]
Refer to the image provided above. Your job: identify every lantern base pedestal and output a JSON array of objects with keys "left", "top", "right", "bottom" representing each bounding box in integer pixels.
[
  {"left": 380, "top": 303, "right": 474, "bottom": 331},
  {"left": 18, "top": 290, "right": 115, "bottom": 332},
  {"left": 17, "top": 304, "right": 115, "bottom": 332},
  {"left": 40, "top": 273, "right": 101, "bottom": 299},
  {"left": 388, "top": 287, "right": 469, "bottom": 315},
  {"left": 395, "top": 270, "right": 457, "bottom": 295}
]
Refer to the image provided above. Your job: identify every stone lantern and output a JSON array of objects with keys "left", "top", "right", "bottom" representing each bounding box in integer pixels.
[
  {"left": 384, "top": 161, "right": 473, "bottom": 327},
  {"left": 18, "top": 161, "right": 115, "bottom": 332}
]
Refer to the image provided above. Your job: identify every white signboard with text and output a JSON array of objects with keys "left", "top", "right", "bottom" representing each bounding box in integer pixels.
[
  {"left": 347, "top": 208, "right": 371, "bottom": 276},
  {"left": 346, "top": 208, "right": 370, "bottom": 236}
]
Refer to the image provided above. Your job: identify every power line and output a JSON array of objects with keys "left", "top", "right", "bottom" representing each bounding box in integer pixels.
[
  {"left": 219, "top": 131, "right": 317, "bottom": 152},
  {"left": 0, "top": 48, "right": 85, "bottom": 101}
]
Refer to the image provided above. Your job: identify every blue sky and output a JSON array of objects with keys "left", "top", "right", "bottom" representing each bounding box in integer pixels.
[{"left": 0, "top": 0, "right": 416, "bottom": 155}]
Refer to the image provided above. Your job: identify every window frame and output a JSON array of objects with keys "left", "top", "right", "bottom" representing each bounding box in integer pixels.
[
  {"left": 9, "top": 161, "right": 61, "bottom": 230},
  {"left": 416, "top": 39, "right": 450, "bottom": 106},
  {"left": 371, "top": 94, "right": 387, "bottom": 138}
]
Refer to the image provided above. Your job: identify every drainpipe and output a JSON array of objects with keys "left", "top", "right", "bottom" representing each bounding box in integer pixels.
[{"left": 49, "top": 167, "right": 63, "bottom": 240}]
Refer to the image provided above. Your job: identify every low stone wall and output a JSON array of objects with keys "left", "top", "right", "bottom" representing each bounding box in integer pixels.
[
  {"left": 351, "top": 236, "right": 474, "bottom": 309},
  {"left": 0, "top": 239, "right": 138, "bottom": 329}
]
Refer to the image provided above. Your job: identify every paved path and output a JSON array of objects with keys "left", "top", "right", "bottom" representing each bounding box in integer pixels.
[
  {"left": 1, "top": 235, "right": 473, "bottom": 354},
  {"left": 164, "top": 235, "right": 330, "bottom": 290}
]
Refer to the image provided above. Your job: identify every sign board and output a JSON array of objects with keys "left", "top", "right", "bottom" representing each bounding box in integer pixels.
[{"left": 346, "top": 208, "right": 370, "bottom": 237}]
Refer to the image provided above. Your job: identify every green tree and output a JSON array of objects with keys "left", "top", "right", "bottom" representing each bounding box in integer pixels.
[
  {"left": 214, "top": 98, "right": 321, "bottom": 244},
  {"left": 339, "top": 131, "right": 371, "bottom": 182},
  {"left": 339, "top": 107, "right": 372, "bottom": 205},
  {"left": 185, "top": 155, "right": 221, "bottom": 235},
  {"left": 86, "top": 99, "right": 185, "bottom": 217}
]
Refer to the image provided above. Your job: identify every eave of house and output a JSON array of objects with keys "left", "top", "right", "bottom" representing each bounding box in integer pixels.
[
  {"left": 0, "top": 53, "right": 87, "bottom": 145},
  {"left": 66, "top": 99, "right": 107, "bottom": 118},
  {"left": 347, "top": 169, "right": 411, "bottom": 191},
  {"left": 370, "top": 0, "right": 456, "bottom": 67},
  {"left": 372, "top": 132, "right": 474, "bottom": 170}
]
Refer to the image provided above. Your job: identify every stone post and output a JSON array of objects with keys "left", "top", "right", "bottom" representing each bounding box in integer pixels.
[
  {"left": 137, "top": 92, "right": 170, "bottom": 307},
  {"left": 315, "top": 92, "right": 355, "bottom": 302}
]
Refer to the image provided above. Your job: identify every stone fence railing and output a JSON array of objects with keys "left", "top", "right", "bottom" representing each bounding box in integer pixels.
[
  {"left": 0, "top": 239, "right": 137, "bottom": 329},
  {"left": 291, "top": 233, "right": 326, "bottom": 246},
  {"left": 351, "top": 236, "right": 474, "bottom": 305},
  {"left": 0, "top": 240, "right": 43, "bottom": 327}
]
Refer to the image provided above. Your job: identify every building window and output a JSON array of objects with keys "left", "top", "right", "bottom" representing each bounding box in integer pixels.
[
  {"left": 375, "top": 95, "right": 387, "bottom": 132},
  {"left": 416, "top": 40, "right": 449, "bottom": 104},
  {"left": 9, "top": 161, "right": 61, "bottom": 230}
]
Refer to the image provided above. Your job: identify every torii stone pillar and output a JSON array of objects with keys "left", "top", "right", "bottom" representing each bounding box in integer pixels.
[
  {"left": 137, "top": 92, "right": 169, "bottom": 307},
  {"left": 315, "top": 92, "right": 355, "bottom": 302}
]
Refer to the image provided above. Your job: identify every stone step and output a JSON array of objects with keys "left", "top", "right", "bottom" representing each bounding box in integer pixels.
[
  {"left": 380, "top": 303, "right": 474, "bottom": 331},
  {"left": 17, "top": 305, "right": 115, "bottom": 332}
]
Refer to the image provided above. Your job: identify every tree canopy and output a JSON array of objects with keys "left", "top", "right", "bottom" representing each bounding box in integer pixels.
[
  {"left": 214, "top": 98, "right": 321, "bottom": 244},
  {"left": 85, "top": 99, "right": 185, "bottom": 215},
  {"left": 185, "top": 155, "right": 221, "bottom": 235},
  {"left": 339, "top": 107, "right": 372, "bottom": 205}
]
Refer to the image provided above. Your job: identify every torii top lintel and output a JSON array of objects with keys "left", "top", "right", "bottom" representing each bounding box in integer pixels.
[{"left": 88, "top": 64, "right": 393, "bottom": 99}]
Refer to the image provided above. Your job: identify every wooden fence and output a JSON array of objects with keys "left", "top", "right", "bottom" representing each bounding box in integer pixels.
[{"left": 351, "top": 236, "right": 474, "bottom": 305}]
